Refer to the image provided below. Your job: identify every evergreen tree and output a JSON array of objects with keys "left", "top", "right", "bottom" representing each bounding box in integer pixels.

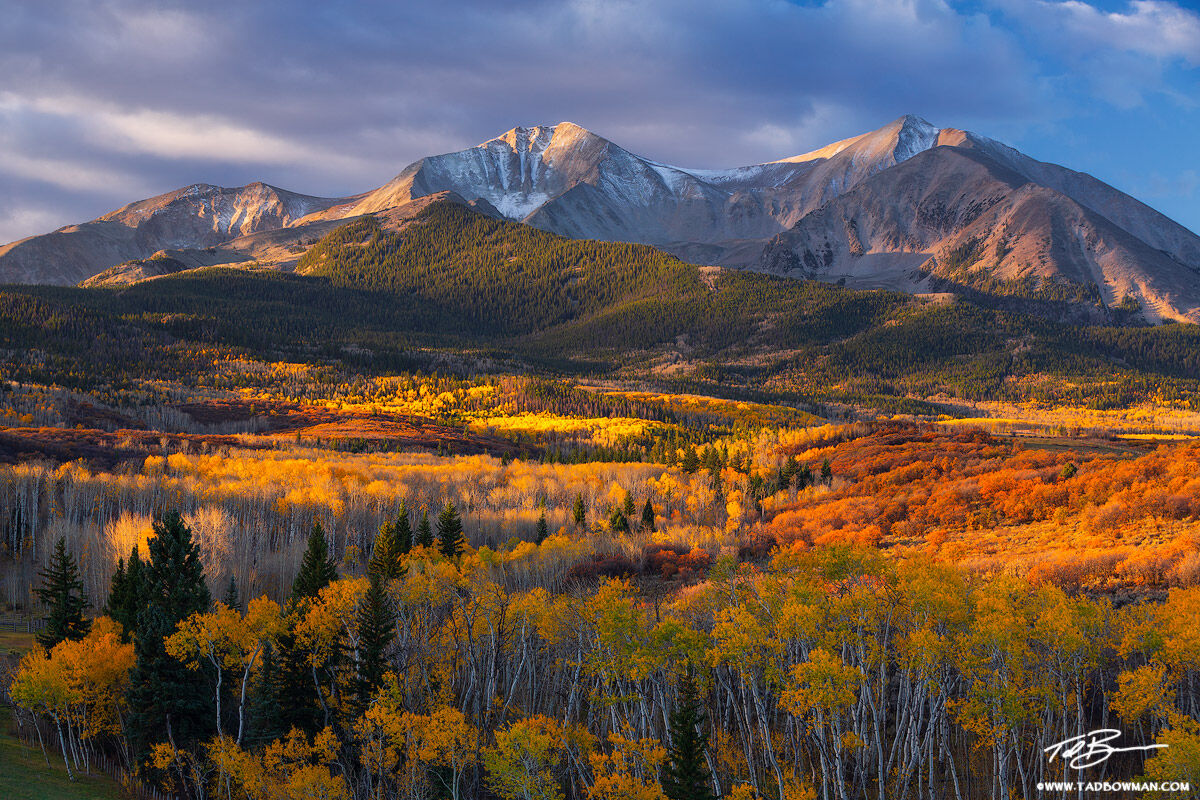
[
  {"left": 394, "top": 501, "right": 413, "bottom": 554},
  {"left": 355, "top": 574, "right": 396, "bottom": 704},
  {"left": 245, "top": 639, "right": 282, "bottom": 747},
  {"left": 36, "top": 538, "right": 91, "bottom": 649},
  {"left": 781, "top": 455, "right": 800, "bottom": 486},
  {"left": 622, "top": 490, "right": 636, "bottom": 518},
  {"left": 572, "top": 494, "right": 587, "bottom": 527},
  {"left": 662, "top": 670, "right": 716, "bottom": 800},
  {"left": 106, "top": 546, "right": 144, "bottom": 642},
  {"left": 821, "top": 458, "right": 833, "bottom": 485},
  {"left": 106, "top": 556, "right": 127, "bottom": 631},
  {"left": 609, "top": 508, "right": 630, "bottom": 534},
  {"left": 535, "top": 511, "right": 549, "bottom": 544},
  {"left": 680, "top": 447, "right": 700, "bottom": 474},
  {"left": 223, "top": 576, "right": 241, "bottom": 611},
  {"left": 797, "top": 464, "right": 814, "bottom": 490},
  {"left": 368, "top": 520, "right": 405, "bottom": 580},
  {"left": 641, "top": 499, "right": 656, "bottom": 532},
  {"left": 258, "top": 523, "right": 340, "bottom": 743},
  {"left": 416, "top": 510, "right": 434, "bottom": 549},
  {"left": 708, "top": 466, "right": 723, "bottom": 498},
  {"left": 437, "top": 502, "right": 465, "bottom": 559},
  {"left": 292, "top": 523, "right": 338, "bottom": 602},
  {"left": 126, "top": 511, "right": 213, "bottom": 770}
]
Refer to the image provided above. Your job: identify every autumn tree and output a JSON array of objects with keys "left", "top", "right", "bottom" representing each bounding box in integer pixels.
[
  {"left": 662, "top": 671, "right": 715, "bottom": 800},
  {"left": 36, "top": 537, "right": 92, "bottom": 649},
  {"left": 165, "top": 597, "right": 283, "bottom": 745},
  {"left": 484, "top": 715, "right": 568, "bottom": 800}
]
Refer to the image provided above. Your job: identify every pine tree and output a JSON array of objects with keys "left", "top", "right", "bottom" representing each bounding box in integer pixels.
[
  {"left": 36, "top": 538, "right": 91, "bottom": 649},
  {"left": 662, "top": 670, "right": 716, "bottom": 800},
  {"left": 641, "top": 499, "right": 656, "bottom": 532},
  {"left": 223, "top": 576, "right": 241, "bottom": 611},
  {"left": 437, "top": 502, "right": 465, "bottom": 559},
  {"left": 535, "top": 511, "right": 549, "bottom": 544},
  {"left": 257, "top": 524, "right": 340, "bottom": 743},
  {"left": 821, "top": 458, "right": 833, "bottom": 485},
  {"left": 394, "top": 501, "right": 413, "bottom": 554},
  {"left": 292, "top": 523, "right": 338, "bottom": 602},
  {"left": 797, "top": 464, "right": 813, "bottom": 490},
  {"left": 355, "top": 574, "right": 396, "bottom": 704},
  {"left": 106, "top": 555, "right": 127, "bottom": 632},
  {"left": 609, "top": 508, "right": 630, "bottom": 534},
  {"left": 368, "top": 520, "right": 405, "bottom": 580},
  {"left": 572, "top": 494, "right": 586, "bottom": 527},
  {"left": 416, "top": 510, "right": 434, "bottom": 549},
  {"left": 781, "top": 455, "right": 800, "bottom": 486},
  {"left": 106, "top": 546, "right": 144, "bottom": 642},
  {"left": 126, "top": 511, "right": 213, "bottom": 770},
  {"left": 245, "top": 638, "right": 282, "bottom": 747},
  {"left": 680, "top": 447, "right": 700, "bottom": 474},
  {"left": 622, "top": 490, "right": 636, "bottom": 518}
]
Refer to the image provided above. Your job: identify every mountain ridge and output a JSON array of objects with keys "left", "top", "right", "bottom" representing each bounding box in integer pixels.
[{"left": 2, "top": 115, "right": 1198, "bottom": 322}]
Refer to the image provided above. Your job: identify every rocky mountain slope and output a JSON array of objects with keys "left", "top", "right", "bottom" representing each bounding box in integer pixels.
[
  {"left": 3, "top": 116, "right": 1198, "bottom": 322},
  {"left": 0, "top": 182, "right": 351, "bottom": 285},
  {"left": 760, "top": 130, "right": 1200, "bottom": 322}
]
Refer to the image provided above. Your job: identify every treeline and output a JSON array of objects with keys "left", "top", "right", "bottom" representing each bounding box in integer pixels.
[{"left": 9, "top": 517, "right": 1200, "bottom": 800}]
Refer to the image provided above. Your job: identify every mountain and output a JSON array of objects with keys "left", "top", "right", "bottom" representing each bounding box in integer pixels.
[
  {"left": 760, "top": 128, "right": 1200, "bottom": 322},
  {"left": 3, "top": 115, "right": 1199, "bottom": 322},
  {"left": 0, "top": 182, "right": 350, "bottom": 285},
  {"left": 319, "top": 116, "right": 943, "bottom": 260}
]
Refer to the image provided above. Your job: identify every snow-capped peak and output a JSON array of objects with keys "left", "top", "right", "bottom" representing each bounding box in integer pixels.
[{"left": 892, "top": 115, "right": 939, "bottom": 163}]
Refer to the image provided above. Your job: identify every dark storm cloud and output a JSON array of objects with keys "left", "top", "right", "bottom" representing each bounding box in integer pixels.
[{"left": 1, "top": 0, "right": 1198, "bottom": 242}]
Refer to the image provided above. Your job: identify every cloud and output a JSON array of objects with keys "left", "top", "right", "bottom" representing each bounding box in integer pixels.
[
  {"left": 1008, "top": 0, "right": 1200, "bottom": 63},
  {"left": 0, "top": 0, "right": 1195, "bottom": 241},
  {"left": 993, "top": 1, "right": 1200, "bottom": 106}
]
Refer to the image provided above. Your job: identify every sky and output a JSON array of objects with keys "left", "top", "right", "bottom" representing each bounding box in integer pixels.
[{"left": 1, "top": 0, "right": 1199, "bottom": 243}]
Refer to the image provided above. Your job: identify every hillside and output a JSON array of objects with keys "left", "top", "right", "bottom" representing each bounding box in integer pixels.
[{"left": 2, "top": 199, "right": 1199, "bottom": 416}]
